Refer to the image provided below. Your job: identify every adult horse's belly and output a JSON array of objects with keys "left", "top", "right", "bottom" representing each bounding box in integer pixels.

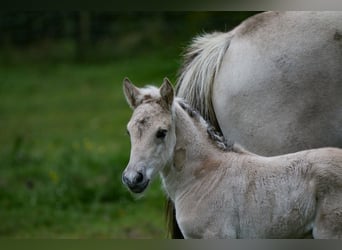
[{"left": 214, "top": 11, "right": 342, "bottom": 156}]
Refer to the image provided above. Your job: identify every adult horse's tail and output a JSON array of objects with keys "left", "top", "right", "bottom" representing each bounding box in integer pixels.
[
  {"left": 176, "top": 31, "right": 234, "bottom": 132},
  {"left": 166, "top": 32, "right": 233, "bottom": 239}
]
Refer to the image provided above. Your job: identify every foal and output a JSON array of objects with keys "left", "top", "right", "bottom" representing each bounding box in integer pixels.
[{"left": 122, "top": 78, "right": 342, "bottom": 239}]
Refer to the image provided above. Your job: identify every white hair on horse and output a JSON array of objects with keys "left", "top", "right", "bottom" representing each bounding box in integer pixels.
[
  {"left": 176, "top": 32, "right": 234, "bottom": 131},
  {"left": 124, "top": 11, "right": 342, "bottom": 239},
  {"left": 176, "top": 12, "right": 342, "bottom": 157},
  {"left": 122, "top": 78, "right": 342, "bottom": 239}
]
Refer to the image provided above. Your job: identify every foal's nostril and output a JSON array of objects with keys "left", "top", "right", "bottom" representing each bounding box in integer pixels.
[
  {"left": 134, "top": 172, "right": 144, "bottom": 184},
  {"left": 122, "top": 171, "right": 145, "bottom": 188},
  {"left": 122, "top": 173, "right": 129, "bottom": 185},
  {"left": 122, "top": 170, "right": 149, "bottom": 193}
]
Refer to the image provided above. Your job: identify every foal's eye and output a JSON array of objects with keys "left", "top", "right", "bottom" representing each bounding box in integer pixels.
[{"left": 156, "top": 129, "right": 167, "bottom": 139}]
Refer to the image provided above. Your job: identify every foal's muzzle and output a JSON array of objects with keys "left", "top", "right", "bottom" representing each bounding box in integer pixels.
[{"left": 122, "top": 170, "right": 149, "bottom": 193}]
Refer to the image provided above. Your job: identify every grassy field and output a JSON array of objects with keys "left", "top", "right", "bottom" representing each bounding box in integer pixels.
[{"left": 0, "top": 53, "right": 180, "bottom": 238}]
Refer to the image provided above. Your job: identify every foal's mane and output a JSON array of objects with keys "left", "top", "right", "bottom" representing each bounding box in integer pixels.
[{"left": 176, "top": 98, "right": 237, "bottom": 152}]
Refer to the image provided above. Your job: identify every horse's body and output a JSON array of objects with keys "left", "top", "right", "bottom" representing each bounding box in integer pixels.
[
  {"left": 122, "top": 79, "right": 342, "bottom": 239},
  {"left": 176, "top": 11, "right": 342, "bottom": 156},
  {"left": 173, "top": 12, "right": 342, "bottom": 238}
]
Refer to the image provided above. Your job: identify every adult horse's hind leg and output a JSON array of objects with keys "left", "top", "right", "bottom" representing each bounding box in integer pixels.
[{"left": 313, "top": 192, "right": 342, "bottom": 239}]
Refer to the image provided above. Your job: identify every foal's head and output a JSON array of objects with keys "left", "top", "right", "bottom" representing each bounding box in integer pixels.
[{"left": 122, "top": 78, "right": 176, "bottom": 193}]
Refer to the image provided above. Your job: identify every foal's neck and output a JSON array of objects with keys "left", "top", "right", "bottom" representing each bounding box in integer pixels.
[
  {"left": 174, "top": 102, "right": 219, "bottom": 158},
  {"left": 161, "top": 102, "right": 224, "bottom": 200}
]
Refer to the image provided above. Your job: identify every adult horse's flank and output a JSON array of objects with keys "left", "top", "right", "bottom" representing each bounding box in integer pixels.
[
  {"left": 173, "top": 11, "right": 342, "bottom": 238},
  {"left": 177, "top": 11, "right": 342, "bottom": 156},
  {"left": 122, "top": 78, "right": 342, "bottom": 239}
]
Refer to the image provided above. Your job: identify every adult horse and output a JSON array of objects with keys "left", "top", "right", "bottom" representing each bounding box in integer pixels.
[{"left": 171, "top": 11, "right": 342, "bottom": 238}]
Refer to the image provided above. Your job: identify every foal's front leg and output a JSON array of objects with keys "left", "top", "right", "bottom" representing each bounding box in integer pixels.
[{"left": 313, "top": 192, "right": 342, "bottom": 239}]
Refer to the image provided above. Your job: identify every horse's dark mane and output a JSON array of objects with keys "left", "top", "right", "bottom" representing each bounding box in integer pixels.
[{"left": 177, "top": 99, "right": 235, "bottom": 152}]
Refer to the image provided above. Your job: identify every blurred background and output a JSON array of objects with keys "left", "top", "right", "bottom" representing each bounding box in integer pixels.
[{"left": 0, "top": 11, "right": 258, "bottom": 238}]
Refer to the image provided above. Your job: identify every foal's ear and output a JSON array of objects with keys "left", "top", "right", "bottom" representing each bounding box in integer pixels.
[
  {"left": 160, "top": 78, "right": 174, "bottom": 110},
  {"left": 123, "top": 77, "right": 141, "bottom": 109}
]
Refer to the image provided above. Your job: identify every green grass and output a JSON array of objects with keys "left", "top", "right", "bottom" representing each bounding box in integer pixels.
[{"left": 0, "top": 53, "right": 180, "bottom": 238}]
